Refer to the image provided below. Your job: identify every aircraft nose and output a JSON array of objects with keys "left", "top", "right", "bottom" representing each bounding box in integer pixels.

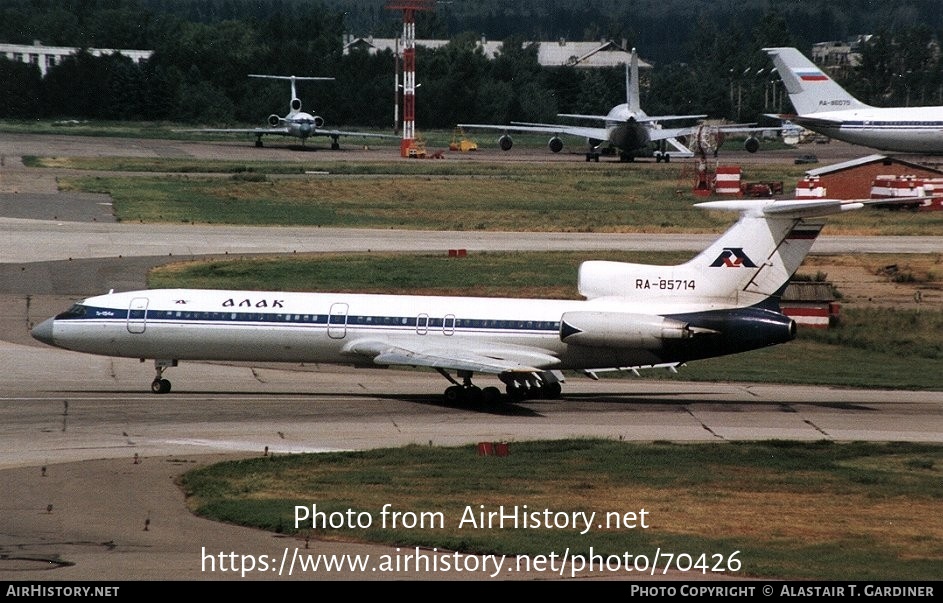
[{"left": 31, "top": 317, "right": 55, "bottom": 346}]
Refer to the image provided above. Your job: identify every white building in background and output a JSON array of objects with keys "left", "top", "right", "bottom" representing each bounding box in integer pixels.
[
  {"left": 0, "top": 40, "right": 152, "bottom": 77},
  {"left": 810, "top": 35, "right": 873, "bottom": 68}
]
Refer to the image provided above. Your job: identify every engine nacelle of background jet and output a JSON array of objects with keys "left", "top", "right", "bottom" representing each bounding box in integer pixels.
[
  {"left": 548, "top": 137, "right": 563, "bottom": 153},
  {"left": 268, "top": 114, "right": 282, "bottom": 127},
  {"left": 744, "top": 136, "right": 760, "bottom": 153},
  {"left": 498, "top": 134, "right": 513, "bottom": 151},
  {"left": 559, "top": 311, "right": 692, "bottom": 349}
]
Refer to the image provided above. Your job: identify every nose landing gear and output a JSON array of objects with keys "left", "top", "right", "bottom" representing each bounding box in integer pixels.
[{"left": 149, "top": 359, "right": 178, "bottom": 394}]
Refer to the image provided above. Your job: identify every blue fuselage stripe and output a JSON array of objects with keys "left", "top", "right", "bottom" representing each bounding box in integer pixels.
[{"left": 67, "top": 305, "right": 563, "bottom": 333}]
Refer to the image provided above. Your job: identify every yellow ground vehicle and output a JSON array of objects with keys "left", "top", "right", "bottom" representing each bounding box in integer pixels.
[{"left": 449, "top": 127, "right": 478, "bottom": 152}]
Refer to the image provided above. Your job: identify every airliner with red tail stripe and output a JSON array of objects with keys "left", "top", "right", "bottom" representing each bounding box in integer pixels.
[{"left": 765, "top": 47, "right": 943, "bottom": 154}]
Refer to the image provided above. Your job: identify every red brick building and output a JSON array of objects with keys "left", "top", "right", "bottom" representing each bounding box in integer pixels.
[{"left": 797, "top": 154, "right": 943, "bottom": 199}]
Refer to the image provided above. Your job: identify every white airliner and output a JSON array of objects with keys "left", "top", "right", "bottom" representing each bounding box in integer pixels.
[
  {"left": 190, "top": 74, "right": 397, "bottom": 149},
  {"left": 31, "top": 198, "right": 901, "bottom": 402},
  {"left": 459, "top": 49, "right": 766, "bottom": 162},
  {"left": 764, "top": 47, "right": 943, "bottom": 154}
]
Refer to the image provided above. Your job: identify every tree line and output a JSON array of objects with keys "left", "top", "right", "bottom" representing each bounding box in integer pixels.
[{"left": 1, "top": 1, "right": 941, "bottom": 127}]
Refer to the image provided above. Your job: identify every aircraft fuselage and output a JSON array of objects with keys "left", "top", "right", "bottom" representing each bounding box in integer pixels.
[
  {"left": 603, "top": 104, "right": 652, "bottom": 153},
  {"left": 33, "top": 288, "right": 793, "bottom": 374},
  {"left": 794, "top": 106, "right": 943, "bottom": 153}
]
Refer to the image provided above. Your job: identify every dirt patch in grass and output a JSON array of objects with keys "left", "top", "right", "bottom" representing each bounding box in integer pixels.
[{"left": 798, "top": 254, "right": 942, "bottom": 309}]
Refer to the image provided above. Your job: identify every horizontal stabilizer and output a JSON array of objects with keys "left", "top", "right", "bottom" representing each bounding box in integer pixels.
[
  {"left": 694, "top": 197, "right": 928, "bottom": 218},
  {"left": 248, "top": 74, "right": 335, "bottom": 82},
  {"left": 557, "top": 113, "right": 706, "bottom": 123}
]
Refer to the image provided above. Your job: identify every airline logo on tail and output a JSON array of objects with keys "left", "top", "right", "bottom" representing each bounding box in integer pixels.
[
  {"left": 709, "top": 248, "right": 758, "bottom": 268},
  {"left": 795, "top": 69, "right": 829, "bottom": 82}
]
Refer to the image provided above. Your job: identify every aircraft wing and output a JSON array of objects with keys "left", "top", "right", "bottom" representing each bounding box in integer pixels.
[
  {"left": 459, "top": 122, "right": 609, "bottom": 141},
  {"left": 674, "top": 123, "right": 778, "bottom": 137},
  {"left": 343, "top": 338, "right": 560, "bottom": 375},
  {"left": 178, "top": 127, "right": 397, "bottom": 139},
  {"left": 180, "top": 127, "right": 292, "bottom": 135},
  {"left": 646, "top": 126, "right": 699, "bottom": 142},
  {"left": 784, "top": 115, "right": 843, "bottom": 129},
  {"left": 764, "top": 113, "right": 835, "bottom": 129},
  {"left": 314, "top": 128, "right": 400, "bottom": 140}
]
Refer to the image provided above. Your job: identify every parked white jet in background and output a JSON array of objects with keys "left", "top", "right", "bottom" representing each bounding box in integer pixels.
[
  {"left": 32, "top": 198, "right": 904, "bottom": 402},
  {"left": 461, "top": 49, "right": 705, "bottom": 162},
  {"left": 190, "top": 74, "right": 397, "bottom": 149},
  {"left": 460, "top": 49, "right": 767, "bottom": 162},
  {"left": 764, "top": 47, "right": 943, "bottom": 154}
]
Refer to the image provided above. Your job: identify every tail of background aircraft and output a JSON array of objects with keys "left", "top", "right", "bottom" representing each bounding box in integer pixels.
[
  {"left": 763, "top": 47, "right": 870, "bottom": 115},
  {"left": 248, "top": 74, "right": 334, "bottom": 117},
  {"left": 627, "top": 47, "right": 641, "bottom": 114}
]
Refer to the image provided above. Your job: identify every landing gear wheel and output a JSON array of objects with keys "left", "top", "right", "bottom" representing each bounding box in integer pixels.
[
  {"left": 542, "top": 382, "right": 562, "bottom": 399},
  {"left": 151, "top": 378, "right": 171, "bottom": 394},
  {"left": 464, "top": 385, "right": 483, "bottom": 403},
  {"left": 444, "top": 385, "right": 463, "bottom": 404},
  {"left": 443, "top": 385, "right": 484, "bottom": 404},
  {"left": 481, "top": 386, "right": 501, "bottom": 405},
  {"left": 505, "top": 382, "right": 526, "bottom": 401}
]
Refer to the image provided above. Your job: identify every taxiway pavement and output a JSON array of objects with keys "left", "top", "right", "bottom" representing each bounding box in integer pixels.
[{"left": 1, "top": 132, "right": 940, "bottom": 582}]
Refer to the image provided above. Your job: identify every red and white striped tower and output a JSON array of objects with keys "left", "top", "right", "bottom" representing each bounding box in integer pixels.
[{"left": 387, "top": 1, "right": 434, "bottom": 157}]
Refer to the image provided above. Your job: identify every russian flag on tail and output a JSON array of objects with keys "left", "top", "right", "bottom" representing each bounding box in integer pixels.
[{"left": 795, "top": 70, "right": 828, "bottom": 81}]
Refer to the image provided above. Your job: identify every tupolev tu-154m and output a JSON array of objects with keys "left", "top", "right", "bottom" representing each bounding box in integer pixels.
[
  {"left": 31, "top": 198, "right": 908, "bottom": 402},
  {"left": 185, "top": 74, "right": 398, "bottom": 149}
]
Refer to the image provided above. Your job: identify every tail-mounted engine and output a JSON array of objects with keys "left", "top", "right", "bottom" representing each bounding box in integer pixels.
[
  {"left": 290, "top": 97, "right": 302, "bottom": 112},
  {"left": 560, "top": 311, "right": 694, "bottom": 350},
  {"left": 312, "top": 115, "right": 325, "bottom": 128},
  {"left": 498, "top": 134, "right": 513, "bottom": 151},
  {"left": 268, "top": 114, "right": 282, "bottom": 127}
]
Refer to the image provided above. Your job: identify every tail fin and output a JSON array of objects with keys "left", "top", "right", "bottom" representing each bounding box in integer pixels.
[
  {"left": 248, "top": 74, "right": 335, "bottom": 115},
  {"left": 627, "top": 48, "right": 641, "bottom": 114},
  {"left": 579, "top": 199, "right": 894, "bottom": 308},
  {"left": 763, "top": 47, "right": 870, "bottom": 115}
]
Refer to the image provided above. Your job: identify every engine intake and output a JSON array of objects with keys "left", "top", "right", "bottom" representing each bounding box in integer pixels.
[
  {"left": 548, "top": 136, "right": 563, "bottom": 153},
  {"left": 498, "top": 134, "right": 513, "bottom": 151},
  {"left": 268, "top": 114, "right": 282, "bottom": 127},
  {"left": 744, "top": 136, "right": 760, "bottom": 153}
]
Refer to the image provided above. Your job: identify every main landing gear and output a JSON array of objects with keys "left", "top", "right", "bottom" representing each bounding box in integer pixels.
[
  {"left": 149, "top": 359, "right": 177, "bottom": 394},
  {"left": 436, "top": 369, "right": 563, "bottom": 404},
  {"left": 438, "top": 369, "right": 502, "bottom": 404}
]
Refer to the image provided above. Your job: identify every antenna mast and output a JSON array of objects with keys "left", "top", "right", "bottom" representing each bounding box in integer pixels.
[{"left": 387, "top": 0, "right": 436, "bottom": 157}]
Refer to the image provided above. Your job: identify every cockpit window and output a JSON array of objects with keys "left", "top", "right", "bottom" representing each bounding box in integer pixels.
[{"left": 55, "top": 304, "right": 87, "bottom": 319}]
